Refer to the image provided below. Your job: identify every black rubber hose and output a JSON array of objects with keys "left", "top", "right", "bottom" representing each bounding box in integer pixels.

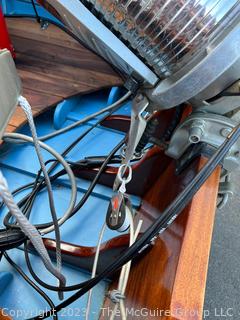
[
  {"left": 161, "top": 105, "right": 183, "bottom": 142},
  {"left": 4, "top": 252, "right": 58, "bottom": 320},
  {"left": 23, "top": 139, "right": 125, "bottom": 293},
  {"left": 3, "top": 104, "right": 126, "bottom": 230},
  {"left": 30, "top": 0, "right": 41, "bottom": 23}
]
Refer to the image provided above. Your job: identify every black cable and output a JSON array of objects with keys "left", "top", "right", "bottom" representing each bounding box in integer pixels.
[
  {"left": 0, "top": 183, "right": 36, "bottom": 211},
  {"left": 30, "top": 0, "right": 41, "bottom": 23},
  {"left": 68, "top": 139, "right": 125, "bottom": 218},
  {"left": 3, "top": 153, "right": 127, "bottom": 231},
  {"left": 45, "top": 104, "right": 122, "bottom": 174},
  {"left": 0, "top": 229, "right": 26, "bottom": 251},
  {"left": 220, "top": 92, "right": 240, "bottom": 97},
  {"left": 30, "top": 124, "right": 240, "bottom": 319},
  {"left": 3, "top": 15, "right": 93, "bottom": 55},
  {"left": 24, "top": 241, "right": 89, "bottom": 292},
  {"left": 3, "top": 101, "right": 238, "bottom": 317},
  {"left": 4, "top": 252, "right": 58, "bottom": 320},
  {"left": 3, "top": 155, "right": 129, "bottom": 228},
  {"left": 3, "top": 162, "right": 64, "bottom": 228},
  {"left": 161, "top": 105, "right": 183, "bottom": 142},
  {"left": 23, "top": 139, "right": 125, "bottom": 292},
  {"left": 135, "top": 117, "right": 159, "bottom": 154},
  {"left": 0, "top": 150, "right": 126, "bottom": 251},
  {"left": 3, "top": 102, "right": 126, "bottom": 231},
  {"left": 4, "top": 14, "right": 125, "bottom": 80}
]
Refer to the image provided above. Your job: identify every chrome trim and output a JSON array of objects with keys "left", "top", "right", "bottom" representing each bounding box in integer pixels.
[{"left": 146, "top": 21, "right": 240, "bottom": 109}]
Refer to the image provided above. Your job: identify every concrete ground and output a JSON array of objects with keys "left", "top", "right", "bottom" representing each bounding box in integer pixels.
[{"left": 204, "top": 172, "right": 240, "bottom": 319}]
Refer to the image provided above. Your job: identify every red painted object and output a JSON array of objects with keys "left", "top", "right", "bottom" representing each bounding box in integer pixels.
[{"left": 0, "top": 7, "right": 15, "bottom": 58}]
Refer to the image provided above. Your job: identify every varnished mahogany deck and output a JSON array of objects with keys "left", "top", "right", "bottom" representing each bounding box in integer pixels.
[
  {"left": 101, "top": 158, "right": 220, "bottom": 320},
  {"left": 5, "top": 17, "right": 123, "bottom": 132}
]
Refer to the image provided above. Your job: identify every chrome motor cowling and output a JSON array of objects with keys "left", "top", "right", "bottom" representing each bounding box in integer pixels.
[
  {"left": 86, "top": 0, "right": 239, "bottom": 79},
  {"left": 40, "top": 0, "right": 240, "bottom": 109}
]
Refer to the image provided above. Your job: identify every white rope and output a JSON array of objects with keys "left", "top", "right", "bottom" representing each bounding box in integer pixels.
[
  {"left": 0, "top": 169, "right": 65, "bottom": 286},
  {"left": 18, "top": 95, "right": 65, "bottom": 297},
  {"left": 85, "top": 223, "right": 106, "bottom": 320},
  {"left": 109, "top": 212, "right": 143, "bottom": 320},
  {"left": 85, "top": 212, "right": 142, "bottom": 320},
  {"left": 85, "top": 206, "right": 142, "bottom": 320},
  {"left": 4, "top": 132, "right": 77, "bottom": 235}
]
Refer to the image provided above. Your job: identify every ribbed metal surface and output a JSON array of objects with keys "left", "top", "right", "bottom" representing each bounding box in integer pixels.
[{"left": 85, "top": 0, "right": 240, "bottom": 78}]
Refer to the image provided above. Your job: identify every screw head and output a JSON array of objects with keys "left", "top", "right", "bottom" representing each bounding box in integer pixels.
[
  {"left": 189, "top": 126, "right": 203, "bottom": 144},
  {"left": 221, "top": 128, "right": 232, "bottom": 137}
]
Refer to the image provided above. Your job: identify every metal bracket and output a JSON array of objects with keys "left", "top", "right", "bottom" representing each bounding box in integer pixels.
[
  {"left": 175, "top": 143, "right": 217, "bottom": 175},
  {"left": 217, "top": 174, "right": 234, "bottom": 209},
  {"left": 113, "top": 94, "right": 149, "bottom": 191},
  {"left": 124, "top": 94, "right": 149, "bottom": 165},
  {"left": 218, "top": 181, "right": 234, "bottom": 197},
  {"left": 114, "top": 93, "right": 149, "bottom": 190},
  {"left": 166, "top": 112, "right": 240, "bottom": 172}
]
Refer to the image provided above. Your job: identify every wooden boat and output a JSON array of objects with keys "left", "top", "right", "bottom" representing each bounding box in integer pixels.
[{"left": 0, "top": 1, "right": 238, "bottom": 319}]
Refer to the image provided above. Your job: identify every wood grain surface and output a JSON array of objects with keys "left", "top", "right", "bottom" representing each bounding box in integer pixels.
[
  {"left": 0, "top": 310, "right": 11, "bottom": 320},
  {"left": 101, "top": 158, "right": 221, "bottom": 320},
  {"left": 5, "top": 17, "right": 123, "bottom": 133}
]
